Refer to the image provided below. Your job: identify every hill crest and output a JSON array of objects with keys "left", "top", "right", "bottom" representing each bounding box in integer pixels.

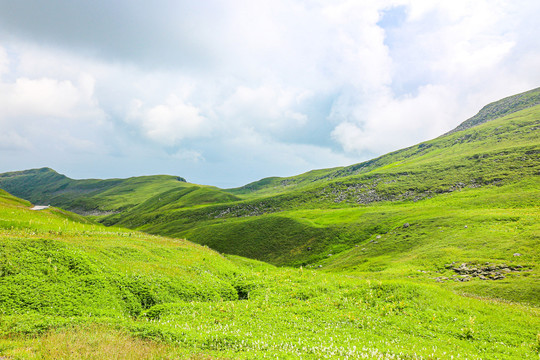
[{"left": 447, "top": 86, "right": 540, "bottom": 134}]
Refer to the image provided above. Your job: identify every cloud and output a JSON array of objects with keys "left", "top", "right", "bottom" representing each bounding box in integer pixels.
[
  {"left": 0, "top": 76, "right": 98, "bottom": 119},
  {"left": 219, "top": 85, "right": 309, "bottom": 135},
  {"left": 331, "top": 85, "right": 461, "bottom": 154},
  {"left": 0, "top": 46, "right": 8, "bottom": 75},
  {"left": 0, "top": 0, "right": 539, "bottom": 187},
  {"left": 172, "top": 149, "right": 205, "bottom": 163},
  {"left": 330, "top": 0, "right": 539, "bottom": 156},
  {"left": 0, "top": 1, "right": 225, "bottom": 70},
  {"left": 0, "top": 60, "right": 110, "bottom": 155},
  {"left": 0, "top": 131, "right": 32, "bottom": 151},
  {"left": 128, "top": 95, "right": 211, "bottom": 146}
]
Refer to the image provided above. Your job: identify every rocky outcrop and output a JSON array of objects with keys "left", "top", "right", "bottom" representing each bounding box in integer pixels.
[
  {"left": 433, "top": 262, "right": 526, "bottom": 282},
  {"left": 209, "top": 202, "right": 279, "bottom": 219}
]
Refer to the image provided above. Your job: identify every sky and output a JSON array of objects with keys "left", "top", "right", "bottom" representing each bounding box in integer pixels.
[{"left": 0, "top": 0, "right": 539, "bottom": 188}]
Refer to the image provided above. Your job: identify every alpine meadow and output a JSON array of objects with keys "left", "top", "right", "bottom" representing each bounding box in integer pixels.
[{"left": 0, "top": 87, "right": 538, "bottom": 359}]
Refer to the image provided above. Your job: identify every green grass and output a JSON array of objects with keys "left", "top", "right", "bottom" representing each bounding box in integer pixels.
[
  {"left": 0, "top": 169, "right": 193, "bottom": 213},
  {"left": 0, "top": 190, "right": 539, "bottom": 358},
  {"left": 99, "top": 104, "right": 538, "bottom": 275},
  {"left": 1, "top": 88, "right": 540, "bottom": 358},
  {"left": 0, "top": 191, "right": 243, "bottom": 319},
  {"left": 449, "top": 86, "right": 540, "bottom": 133}
]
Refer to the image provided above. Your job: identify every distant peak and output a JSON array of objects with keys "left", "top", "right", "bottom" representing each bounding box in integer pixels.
[{"left": 448, "top": 87, "right": 540, "bottom": 134}]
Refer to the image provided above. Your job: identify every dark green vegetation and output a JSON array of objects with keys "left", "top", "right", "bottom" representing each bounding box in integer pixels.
[
  {"left": 0, "top": 168, "right": 238, "bottom": 216},
  {"left": 1, "top": 88, "right": 539, "bottom": 358}
]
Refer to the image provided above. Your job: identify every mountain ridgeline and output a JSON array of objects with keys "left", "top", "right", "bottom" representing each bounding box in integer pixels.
[{"left": 447, "top": 86, "right": 540, "bottom": 134}]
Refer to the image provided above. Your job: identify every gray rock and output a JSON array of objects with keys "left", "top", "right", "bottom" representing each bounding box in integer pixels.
[{"left": 403, "top": 223, "right": 410, "bottom": 228}]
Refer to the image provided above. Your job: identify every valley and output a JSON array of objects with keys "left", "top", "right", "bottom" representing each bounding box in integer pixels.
[{"left": 0, "top": 88, "right": 539, "bottom": 358}]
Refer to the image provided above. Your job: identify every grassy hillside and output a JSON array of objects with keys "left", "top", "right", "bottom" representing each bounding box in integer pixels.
[
  {"left": 0, "top": 190, "right": 539, "bottom": 359},
  {"left": 0, "top": 90, "right": 537, "bottom": 303},
  {"left": 103, "top": 104, "right": 539, "bottom": 274},
  {"left": 448, "top": 86, "right": 540, "bottom": 134},
  {"left": 0, "top": 190, "right": 243, "bottom": 317},
  {"left": 0, "top": 168, "right": 239, "bottom": 216},
  {"left": 229, "top": 89, "right": 540, "bottom": 197}
]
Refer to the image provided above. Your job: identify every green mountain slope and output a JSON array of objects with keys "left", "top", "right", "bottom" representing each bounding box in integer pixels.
[
  {"left": 0, "top": 168, "right": 239, "bottom": 216},
  {"left": 1, "top": 87, "right": 540, "bottom": 358},
  {"left": 104, "top": 103, "right": 539, "bottom": 272},
  {"left": 1, "top": 89, "right": 539, "bottom": 308},
  {"left": 448, "top": 86, "right": 540, "bottom": 134},
  {"left": 0, "top": 190, "right": 539, "bottom": 359},
  {"left": 229, "top": 87, "right": 540, "bottom": 197},
  {"left": 0, "top": 190, "right": 243, "bottom": 319}
]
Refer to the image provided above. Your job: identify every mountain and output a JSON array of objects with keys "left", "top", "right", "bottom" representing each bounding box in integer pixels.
[
  {"left": 0, "top": 168, "right": 238, "bottom": 216},
  {"left": 447, "top": 86, "right": 540, "bottom": 134},
  {"left": 100, "top": 95, "right": 539, "bottom": 274},
  {"left": 229, "top": 86, "right": 540, "bottom": 196},
  {"left": 1, "top": 89, "right": 539, "bottom": 273},
  {"left": 1, "top": 89, "right": 539, "bottom": 358}
]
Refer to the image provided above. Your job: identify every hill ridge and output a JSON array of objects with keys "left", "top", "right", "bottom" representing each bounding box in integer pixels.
[{"left": 447, "top": 86, "right": 540, "bottom": 134}]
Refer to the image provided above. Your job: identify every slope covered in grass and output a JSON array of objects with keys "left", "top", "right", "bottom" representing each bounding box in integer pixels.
[
  {"left": 104, "top": 103, "right": 539, "bottom": 272},
  {"left": 0, "top": 168, "right": 239, "bottom": 216},
  {"left": 0, "top": 190, "right": 539, "bottom": 359},
  {"left": 0, "top": 190, "right": 243, "bottom": 319},
  {"left": 228, "top": 93, "right": 540, "bottom": 197},
  {"left": 448, "top": 86, "right": 540, "bottom": 133},
  {"left": 0, "top": 90, "right": 537, "bottom": 311}
]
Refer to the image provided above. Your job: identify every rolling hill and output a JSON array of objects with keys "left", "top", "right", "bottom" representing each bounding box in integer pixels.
[
  {"left": 0, "top": 168, "right": 239, "bottom": 216},
  {"left": 101, "top": 89, "right": 540, "bottom": 283},
  {"left": 1, "top": 89, "right": 538, "bottom": 278},
  {"left": 0, "top": 189, "right": 538, "bottom": 359}
]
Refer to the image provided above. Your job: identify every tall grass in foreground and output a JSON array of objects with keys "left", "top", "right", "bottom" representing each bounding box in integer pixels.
[{"left": 0, "top": 324, "right": 223, "bottom": 359}]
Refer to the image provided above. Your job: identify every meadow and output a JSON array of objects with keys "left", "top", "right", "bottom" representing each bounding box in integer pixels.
[
  {"left": 0, "top": 90, "right": 539, "bottom": 358},
  {"left": 0, "top": 188, "right": 539, "bottom": 359}
]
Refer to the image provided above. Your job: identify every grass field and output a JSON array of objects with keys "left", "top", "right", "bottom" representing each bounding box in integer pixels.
[{"left": 0, "top": 187, "right": 539, "bottom": 359}]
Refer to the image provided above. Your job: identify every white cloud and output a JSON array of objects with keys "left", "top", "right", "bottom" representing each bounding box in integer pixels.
[
  {"left": 0, "top": 131, "right": 32, "bottom": 151},
  {"left": 0, "top": 46, "right": 8, "bottom": 76},
  {"left": 1, "top": 77, "right": 92, "bottom": 119},
  {"left": 330, "top": 0, "right": 539, "bottom": 156},
  {"left": 0, "top": 0, "right": 539, "bottom": 186},
  {"left": 220, "top": 127, "right": 357, "bottom": 182},
  {"left": 332, "top": 85, "right": 461, "bottom": 154},
  {"left": 128, "top": 95, "right": 211, "bottom": 146},
  {"left": 0, "top": 60, "right": 110, "bottom": 155},
  {"left": 172, "top": 149, "right": 205, "bottom": 163},
  {"left": 219, "top": 85, "right": 308, "bottom": 134}
]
